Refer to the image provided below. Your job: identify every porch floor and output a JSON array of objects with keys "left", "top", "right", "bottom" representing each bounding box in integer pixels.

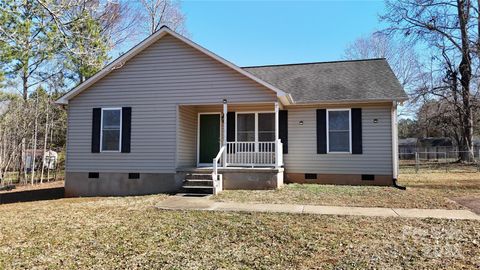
[{"left": 176, "top": 167, "right": 283, "bottom": 173}]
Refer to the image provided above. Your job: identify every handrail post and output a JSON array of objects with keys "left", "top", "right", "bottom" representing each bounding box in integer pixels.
[
  {"left": 212, "top": 146, "right": 225, "bottom": 187},
  {"left": 212, "top": 157, "right": 217, "bottom": 181}
]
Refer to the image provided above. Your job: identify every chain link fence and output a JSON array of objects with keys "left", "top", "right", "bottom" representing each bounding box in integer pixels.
[{"left": 399, "top": 150, "right": 480, "bottom": 174}]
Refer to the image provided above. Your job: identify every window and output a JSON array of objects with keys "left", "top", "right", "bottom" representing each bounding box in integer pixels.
[
  {"left": 258, "top": 113, "right": 275, "bottom": 142},
  {"left": 236, "top": 113, "right": 255, "bottom": 141},
  {"left": 327, "top": 109, "right": 351, "bottom": 153},
  {"left": 236, "top": 112, "right": 275, "bottom": 142},
  {"left": 101, "top": 108, "right": 122, "bottom": 152}
]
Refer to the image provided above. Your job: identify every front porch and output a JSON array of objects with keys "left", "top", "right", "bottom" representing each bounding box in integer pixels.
[
  {"left": 176, "top": 101, "right": 285, "bottom": 193},
  {"left": 176, "top": 167, "right": 284, "bottom": 191}
]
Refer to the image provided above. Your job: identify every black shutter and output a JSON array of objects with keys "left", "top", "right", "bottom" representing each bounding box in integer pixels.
[
  {"left": 91, "top": 108, "right": 101, "bottom": 153},
  {"left": 351, "top": 108, "right": 362, "bottom": 154},
  {"left": 227, "top": 112, "right": 235, "bottom": 153},
  {"left": 279, "top": 110, "right": 288, "bottom": 154},
  {"left": 316, "top": 109, "right": 327, "bottom": 154},
  {"left": 121, "top": 107, "right": 132, "bottom": 153}
]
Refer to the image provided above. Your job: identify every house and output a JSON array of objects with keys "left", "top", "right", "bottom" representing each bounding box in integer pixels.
[
  {"left": 56, "top": 26, "right": 408, "bottom": 197},
  {"left": 399, "top": 137, "right": 480, "bottom": 160},
  {"left": 24, "top": 149, "right": 58, "bottom": 172}
]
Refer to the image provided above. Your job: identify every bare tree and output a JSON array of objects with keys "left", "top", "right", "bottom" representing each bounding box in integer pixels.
[
  {"left": 343, "top": 32, "right": 425, "bottom": 118},
  {"left": 381, "top": 0, "right": 479, "bottom": 161},
  {"left": 344, "top": 33, "right": 423, "bottom": 91},
  {"left": 138, "top": 0, "right": 187, "bottom": 35},
  {"left": 40, "top": 99, "right": 49, "bottom": 183}
]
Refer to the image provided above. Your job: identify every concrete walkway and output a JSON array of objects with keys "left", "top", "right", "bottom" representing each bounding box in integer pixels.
[{"left": 156, "top": 196, "right": 480, "bottom": 220}]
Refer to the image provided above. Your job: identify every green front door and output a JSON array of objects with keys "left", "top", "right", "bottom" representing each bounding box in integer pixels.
[{"left": 199, "top": 114, "right": 220, "bottom": 164}]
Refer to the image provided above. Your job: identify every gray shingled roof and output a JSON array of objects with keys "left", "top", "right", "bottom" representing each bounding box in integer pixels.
[{"left": 242, "top": 58, "right": 408, "bottom": 103}]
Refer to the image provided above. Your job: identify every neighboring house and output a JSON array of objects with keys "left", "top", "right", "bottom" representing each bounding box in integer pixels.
[
  {"left": 56, "top": 26, "right": 408, "bottom": 197},
  {"left": 25, "top": 149, "right": 58, "bottom": 172},
  {"left": 399, "top": 137, "right": 480, "bottom": 160}
]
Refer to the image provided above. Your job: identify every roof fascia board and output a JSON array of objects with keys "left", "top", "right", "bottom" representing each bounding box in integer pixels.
[
  {"left": 56, "top": 27, "right": 289, "bottom": 105},
  {"left": 288, "top": 98, "right": 408, "bottom": 106}
]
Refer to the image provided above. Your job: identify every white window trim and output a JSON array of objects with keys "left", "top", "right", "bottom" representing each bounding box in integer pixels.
[
  {"left": 326, "top": 108, "right": 352, "bottom": 154},
  {"left": 235, "top": 111, "right": 275, "bottom": 143},
  {"left": 100, "top": 108, "right": 122, "bottom": 153}
]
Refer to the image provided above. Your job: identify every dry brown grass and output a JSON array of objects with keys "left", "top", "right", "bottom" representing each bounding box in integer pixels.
[
  {"left": 0, "top": 195, "right": 479, "bottom": 269},
  {"left": 213, "top": 172, "right": 480, "bottom": 209}
]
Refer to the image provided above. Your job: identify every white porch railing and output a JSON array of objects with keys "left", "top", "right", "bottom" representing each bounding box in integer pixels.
[
  {"left": 224, "top": 140, "right": 283, "bottom": 167},
  {"left": 212, "top": 145, "right": 225, "bottom": 194}
]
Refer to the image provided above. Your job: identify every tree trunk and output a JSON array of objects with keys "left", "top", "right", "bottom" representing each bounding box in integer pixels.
[
  {"left": 456, "top": 0, "right": 474, "bottom": 162},
  {"left": 40, "top": 106, "right": 49, "bottom": 184},
  {"left": 47, "top": 118, "right": 54, "bottom": 181},
  {"left": 31, "top": 98, "right": 39, "bottom": 185}
]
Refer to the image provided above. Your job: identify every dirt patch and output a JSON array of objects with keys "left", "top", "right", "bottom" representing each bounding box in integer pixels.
[{"left": 451, "top": 197, "right": 480, "bottom": 214}]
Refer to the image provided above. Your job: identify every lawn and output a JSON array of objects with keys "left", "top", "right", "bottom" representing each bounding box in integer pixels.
[
  {"left": 0, "top": 195, "right": 479, "bottom": 269},
  {"left": 213, "top": 172, "right": 480, "bottom": 210}
]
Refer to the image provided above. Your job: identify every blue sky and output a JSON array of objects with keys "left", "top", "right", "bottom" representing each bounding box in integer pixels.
[{"left": 181, "top": 0, "right": 387, "bottom": 66}]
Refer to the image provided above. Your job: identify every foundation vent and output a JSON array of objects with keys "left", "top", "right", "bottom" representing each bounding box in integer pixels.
[
  {"left": 305, "top": 173, "right": 317, "bottom": 180},
  {"left": 128, "top": 173, "right": 140, "bottom": 179},
  {"left": 88, "top": 172, "right": 99, "bottom": 179},
  {"left": 361, "top": 174, "right": 375, "bottom": 181}
]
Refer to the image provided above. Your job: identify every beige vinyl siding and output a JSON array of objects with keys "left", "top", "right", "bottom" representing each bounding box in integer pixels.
[
  {"left": 66, "top": 34, "right": 276, "bottom": 173},
  {"left": 177, "top": 106, "right": 197, "bottom": 167},
  {"left": 284, "top": 106, "right": 393, "bottom": 175}
]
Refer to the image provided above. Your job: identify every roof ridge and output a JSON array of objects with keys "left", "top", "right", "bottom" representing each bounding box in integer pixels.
[{"left": 241, "top": 58, "right": 386, "bottom": 68}]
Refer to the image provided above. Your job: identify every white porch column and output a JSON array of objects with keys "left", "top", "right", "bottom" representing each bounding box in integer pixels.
[
  {"left": 274, "top": 102, "right": 280, "bottom": 168},
  {"left": 223, "top": 99, "right": 228, "bottom": 167},
  {"left": 274, "top": 102, "right": 279, "bottom": 140}
]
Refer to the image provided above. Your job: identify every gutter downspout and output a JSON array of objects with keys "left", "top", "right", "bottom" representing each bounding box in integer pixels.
[{"left": 391, "top": 101, "right": 406, "bottom": 190}]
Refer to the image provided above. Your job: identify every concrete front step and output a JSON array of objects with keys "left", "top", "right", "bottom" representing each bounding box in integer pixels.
[
  {"left": 183, "top": 172, "right": 215, "bottom": 194},
  {"left": 182, "top": 185, "right": 214, "bottom": 189},
  {"left": 181, "top": 186, "right": 214, "bottom": 195},
  {"left": 184, "top": 179, "right": 213, "bottom": 186},
  {"left": 175, "top": 193, "right": 212, "bottom": 197}
]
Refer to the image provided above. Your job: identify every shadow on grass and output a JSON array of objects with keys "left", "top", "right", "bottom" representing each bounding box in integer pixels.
[{"left": 0, "top": 187, "right": 64, "bottom": 204}]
